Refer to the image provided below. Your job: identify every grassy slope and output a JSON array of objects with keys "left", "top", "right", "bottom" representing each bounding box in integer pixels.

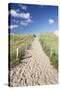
[
  {"left": 9, "top": 34, "right": 35, "bottom": 68},
  {"left": 39, "top": 32, "right": 58, "bottom": 69}
]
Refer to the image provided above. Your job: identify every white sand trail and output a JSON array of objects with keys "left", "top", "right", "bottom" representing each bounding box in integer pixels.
[{"left": 10, "top": 37, "right": 58, "bottom": 86}]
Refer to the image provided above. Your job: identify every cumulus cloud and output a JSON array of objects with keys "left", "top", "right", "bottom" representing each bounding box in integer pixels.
[
  {"left": 19, "top": 12, "right": 30, "bottom": 19},
  {"left": 20, "top": 5, "right": 27, "bottom": 10},
  {"left": 10, "top": 9, "right": 33, "bottom": 26},
  {"left": 20, "top": 21, "right": 28, "bottom": 26},
  {"left": 20, "top": 18, "right": 32, "bottom": 26},
  {"left": 10, "top": 10, "right": 18, "bottom": 17},
  {"left": 25, "top": 18, "right": 32, "bottom": 23},
  {"left": 9, "top": 25, "right": 18, "bottom": 29},
  {"left": 48, "top": 18, "right": 54, "bottom": 24},
  {"left": 10, "top": 9, "right": 31, "bottom": 19},
  {"left": 13, "top": 19, "right": 20, "bottom": 24}
]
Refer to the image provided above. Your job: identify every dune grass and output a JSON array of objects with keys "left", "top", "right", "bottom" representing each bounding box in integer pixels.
[
  {"left": 39, "top": 32, "right": 58, "bottom": 69},
  {"left": 9, "top": 34, "right": 35, "bottom": 68}
]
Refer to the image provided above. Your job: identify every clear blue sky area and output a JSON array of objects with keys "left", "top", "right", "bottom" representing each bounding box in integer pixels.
[{"left": 8, "top": 3, "right": 58, "bottom": 36}]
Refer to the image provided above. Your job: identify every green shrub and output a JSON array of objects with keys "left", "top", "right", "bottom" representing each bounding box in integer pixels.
[
  {"left": 40, "top": 40, "right": 44, "bottom": 47},
  {"left": 27, "top": 43, "right": 31, "bottom": 50},
  {"left": 10, "top": 60, "right": 19, "bottom": 68},
  {"left": 10, "top": 51, "right": 17, "bottom": 68},
  {"left": 44, "top": 46, "right": 50, "bottom": 57},
  {"left": 40, "top": 40, "right": 50, "bottom": 57},
  {"left": 50, "top": 53, "right": 58, "bottom": 69},
  {"left": 10, "top": 51, "right": 16, "bottom": 62},
  {"left": 18, "top": 44, "right": 26, "bottom": 62}
]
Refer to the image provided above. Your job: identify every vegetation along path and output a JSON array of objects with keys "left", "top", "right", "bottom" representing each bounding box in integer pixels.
[{"left": 10, "top": 37, "right": 58, "bottom": 86}]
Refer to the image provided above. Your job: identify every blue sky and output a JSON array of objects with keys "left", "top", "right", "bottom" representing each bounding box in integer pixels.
[{"left": 8, "top": 3, "right": 58, "bottom": 36}]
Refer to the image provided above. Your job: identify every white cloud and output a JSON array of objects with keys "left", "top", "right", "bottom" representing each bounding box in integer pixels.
[
  {"left": 48, "top": 18, "right": 54, "bottom": 24},
  {"left": 20, "top": 5, "right": 27, "bottom": 10},
  {"left": 10, "top": 9, "right": 33, "bottom": 26},
  {"left": 20, "top": 18, "right": 32, "bottom": 26},
  {"left": 10, "top": 10, "right": 18, "bottom": 17},
  {"left": 13, "top": 19, "right": 20, "bottom": 24},
  {"left": 54, "top": 30, "right": 59, "bottom": 36},
  {"left": 19, "top": 12, "right": 30, "bottom": 19},
  {"left": 20, "top": 21, "right": 28, "bottom": 26},
  {"left": 9, "top": 25, "right": 18, "bottom": 29},
  {"left": 25, "top": 18, "right": 32, "bottom": 23},
  {"left": 10, "top": 9, "right": 31, "bottom": 19},
  {"left": 16, "top": 9, "right": 20, "bottom": 12}
]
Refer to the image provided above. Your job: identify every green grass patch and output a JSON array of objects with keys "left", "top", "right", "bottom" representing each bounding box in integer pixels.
[
  {"left": 9, "top": 34, "right": 35, "bottom": 68},
  {"left": 39, "top": 32, "right": 58, "bottom": 70}
]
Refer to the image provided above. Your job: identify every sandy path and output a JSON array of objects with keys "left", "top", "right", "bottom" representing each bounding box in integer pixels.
[{"left": 10, "top": 37, "right": 58, "bottom": 86}]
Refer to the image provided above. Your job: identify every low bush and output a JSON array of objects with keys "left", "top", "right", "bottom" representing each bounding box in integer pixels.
[
  {"left": 18, "top": 44, "right": 26, "bottom": 62},
  {"left": 50, "top": 52, "right": 58, "bottom": 69},
  {"left": 10, "top": 51, "right": 18, "bottom": 68},
  {"left": 44, "top": 46, "right": 50, "bottom": 57}
]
